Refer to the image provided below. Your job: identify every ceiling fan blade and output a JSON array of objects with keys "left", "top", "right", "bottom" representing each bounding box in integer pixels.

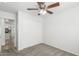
[
  {"left": 37, "top": 2, "right": 45, "bottom": 9},
  {"left": 27, "top": 8, "right": 38, "bottom": 10},
  {"left": 46, "top": 10, "right": 53, "bottom": 14},
  {"left": 47, "top": 2, "right": 60, "bottom": 9}
]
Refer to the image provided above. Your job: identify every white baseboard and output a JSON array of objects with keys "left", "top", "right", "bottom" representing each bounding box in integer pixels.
[{"left": 44, "top": 42, "right": 78, "bottom": 56}]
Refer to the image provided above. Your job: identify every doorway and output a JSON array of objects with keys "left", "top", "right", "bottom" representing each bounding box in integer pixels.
[{"left": 1, "top": 18, "right": 16, "bottom": 53}]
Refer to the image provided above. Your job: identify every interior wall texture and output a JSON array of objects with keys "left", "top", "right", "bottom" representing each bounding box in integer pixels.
[
  {"left": 18, "top": 11, "right": 43, "bottom": 50},
  {"left": 43, "top": 5, "right": 79, "bottom": 55},
  {"left": 0, "top": 10, "right": 15, "bottom": 19}
]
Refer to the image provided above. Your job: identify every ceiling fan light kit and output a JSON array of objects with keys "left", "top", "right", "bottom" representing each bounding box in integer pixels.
[
  {"left": 27, "top": 2, "right": 60, "bottom": 16},
  {"left": 38, "top": 9, "right": 47, "bottom": 15}
]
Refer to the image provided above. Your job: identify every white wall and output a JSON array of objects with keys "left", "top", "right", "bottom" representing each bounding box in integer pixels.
[
  {"left": 0, "top": 10, "right": 15, "bottom": 19},
  {"left": 0, "top": 10, "right": 16, "bottom": 51},
  {"left": 0, "top": 17, "right": 4, "bottom": 52},
  {"left": 0, "top": 17, "right": 5, "bottom": 45},
  {"left": 43, "top": 6, "right": 79, "bottom": 55},
  {"left": 18, "top": 11, "right": 43, "bottom": 50}
]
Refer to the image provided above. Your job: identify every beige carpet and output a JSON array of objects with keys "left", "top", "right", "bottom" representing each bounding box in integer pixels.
[{"left": 0, "top": 43, "right": 76, "bottom": 56}]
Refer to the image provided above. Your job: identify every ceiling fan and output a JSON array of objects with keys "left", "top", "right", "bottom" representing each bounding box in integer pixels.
[{"left": 27, "top": 2, "right": 60, "bottom": 15}]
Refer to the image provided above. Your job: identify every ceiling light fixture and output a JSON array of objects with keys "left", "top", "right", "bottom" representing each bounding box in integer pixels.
[{"left": 38, "top": 9, "right": 47, "bottom": 15}]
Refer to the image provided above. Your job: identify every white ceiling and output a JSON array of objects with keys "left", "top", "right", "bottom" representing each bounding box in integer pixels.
[
  {"left": 0, "top": 2, "right": 79, "bottom": 15},
  {"left": 0, "top": 2, "right": 37, "bottom": 13}
]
